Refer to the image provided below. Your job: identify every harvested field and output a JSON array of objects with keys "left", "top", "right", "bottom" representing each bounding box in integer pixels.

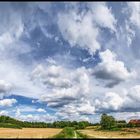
[
  {"left": 0, "top": 128, "right": 62, "bottom": 138},
  {"left": 79, "top": 128, "right": 140, "bottom": 138}
]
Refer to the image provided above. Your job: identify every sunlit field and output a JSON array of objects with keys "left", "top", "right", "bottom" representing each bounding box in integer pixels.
[
  {"left": 0, "top": 128, "right": 62, "bottom": 138},
  {"left": 79, "top": 127, "right": 140, "bottom": 138}
]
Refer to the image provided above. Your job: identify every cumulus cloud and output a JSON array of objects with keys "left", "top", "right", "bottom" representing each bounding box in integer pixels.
[
  {"left": 31, "top": 63, "right": 96, "bottom": 120},
  {"left": 93, "top": 49, "right": 136, "bottom": 87},
  {"left": 57, "top": 9, "right": 100, "bottom": 55},
  {"left": 88, "top": 2, "right": 116, "bottom": 32},
  {"left": 0, "top": 98, "right": 17, "bottom": 107},
  {"left": 0, "top": 80, "right": 13, "bottom": 99},
  {"left": 93, "top": 84, "right": 140, "bottom": 113},
  {"left": 32, "top": 64, "right": 92, "bottom": 108},
  {"left": 95, "top": 92, "right": 124, "bottom": 112}
]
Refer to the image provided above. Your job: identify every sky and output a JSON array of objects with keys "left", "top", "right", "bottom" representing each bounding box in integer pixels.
[{"left": 0, "top": 2, "right": 140, "bottom": 123}]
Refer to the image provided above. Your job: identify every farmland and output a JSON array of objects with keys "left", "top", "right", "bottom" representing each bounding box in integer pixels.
[
  {"left": 79, "top": 127, "right": 140, "bottom": 138},
  {"left": 0, "top": 128, "right": 62, "bottom": 138}
]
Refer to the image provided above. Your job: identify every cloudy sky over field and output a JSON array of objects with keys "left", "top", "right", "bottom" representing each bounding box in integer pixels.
[{"left": 0, "top": 2, "right": 140, "bottom": 123}]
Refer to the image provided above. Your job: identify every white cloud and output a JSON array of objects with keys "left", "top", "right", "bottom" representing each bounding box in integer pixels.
[
  {"left": 0, "top": 110, "right": 8, "bottom": 116},
  {"left": 128, "top": 85, "right": 140, "bottom": 101},
  {"left": 0, "top": 98, "right": 17, "bottom": 107},
  {"left": 93, "top": 49, "right": 136, "bottom": 87},
  {"left": 32, "top": 64, "right": 92, "bottom": 108},
  {"left": 57, "top": 9, "right": 100, "bottom": 55},
  {"left": 16, "top": 113, "right": 57, "bottom": 122},
  {"left": 0, "top": 5, "right": 24, "bottom": 55},
  {"left": 127, "top": 2, "right": 140, "bottom": 28},
  {"left": 37, "top": 108, "right": 46, "bottom": 113},
  {"left": 0, "top": 80, "right": 13, "bottom": 99},
  {"left": 31, "top": 63, "right": 96, "bottom": 118},
  {"left": 95, "top": 92, "right": 124, "bottom": 112},
  {"left": 88, "top": 2, "right": 116, "bottom": 32},
  {"left": 94, "top": 84, "right": 140, "bottom": 113},
  {"left": 15, "top": 108, "right": 21, "bottom": 117}
]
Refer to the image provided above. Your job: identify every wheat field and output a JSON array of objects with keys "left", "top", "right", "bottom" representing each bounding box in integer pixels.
[
  {"left": 0, "top": 128, "right": 62, "bottom": 138},
  {"left": 79, "top": 128, "right": 140, "bottom": 138}
]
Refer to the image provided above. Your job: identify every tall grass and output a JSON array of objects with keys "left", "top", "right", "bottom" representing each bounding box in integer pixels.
[{"left": 53, "top": 127, "right": 75, "bottom": 138}]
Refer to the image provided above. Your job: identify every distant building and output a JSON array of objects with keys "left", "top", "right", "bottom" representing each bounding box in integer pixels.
[{"left": 129, "top": 119, "right": 140, "bottom": 126}]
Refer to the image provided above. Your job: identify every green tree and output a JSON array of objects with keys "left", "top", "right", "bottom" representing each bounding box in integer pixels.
[{"left": 100, "top": 113, "right": 117, "bottom": 130}]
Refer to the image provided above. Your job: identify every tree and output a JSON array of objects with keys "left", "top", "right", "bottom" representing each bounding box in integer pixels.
[{"left": 100, "top": 113, "right": 117, "bottom": 130}]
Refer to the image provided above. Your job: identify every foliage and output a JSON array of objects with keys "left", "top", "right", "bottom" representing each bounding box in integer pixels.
[
  {"left": 0, "top": 123, "right": 22, "bottom": 129},
  {"left": 53, "top": 127, "right": 75, "bottom": 138},
  {"left": 100, "top": 113, "right": 117, "bottom": 130},
  {"left": 0, "top": 115, "right": 92, "bottom": 129},
  {"left": 116, "top": 120, "right": 126, "bottom": 123},
  {"left": 47, "top": 120, "right": 90, "bottom": 129},
  {"left": 76, "top": 130, "right": 88, "bottom": 138}
]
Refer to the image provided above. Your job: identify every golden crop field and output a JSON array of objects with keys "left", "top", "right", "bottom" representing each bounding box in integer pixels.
[
  {"left": 0, "top": 128, "right": 62, "bottom": 138},
  {"left": 79, "top": 128, "right": 140, "bottom": 138}
]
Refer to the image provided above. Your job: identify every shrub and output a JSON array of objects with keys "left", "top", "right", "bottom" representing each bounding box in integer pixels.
[{"left": 100, "top": 113, "right": 117, "bottom": 130}]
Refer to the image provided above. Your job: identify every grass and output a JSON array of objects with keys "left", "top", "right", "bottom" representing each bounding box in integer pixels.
[
  {"left": 53, "top": 127, "right": 75, "bottom": 138},
  {"left": 76, "top": 130, "right": 88, "bottom": 138},
  {"left": 53, "top": 127, "right": 88, "bottom": 139}
]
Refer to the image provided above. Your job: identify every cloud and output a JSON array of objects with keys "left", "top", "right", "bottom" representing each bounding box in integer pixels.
[
  {"left": 15, "top": 113, "right": 57, "bottom": 122},
  {"left": 127, "top": 2, "right": 140, "bottom": 28},
  {"left": 128, "top": 85, "right": 140, "bottom": 101},
  {"left": 37, "top": 108, "right": 46, "bottom": 113},
  {"left": 0, "top": 98, "right": 17, "bottom": 107},
  {"left": 0, "top": 110, "right": 8, "bottom": 116},
  {"left": 57, "top": 8, "right": 100, "bottom": 55},
  {"left": 0, "top": 80, "right": 13, "bottom": 99},
  {"left": 32, "top": 64, "right": 92, "bottom": 108},
  {"left": 88, "top": 2, "right": 116, "bottom": 32},
  {"left": 95, "top": 92, "right": 124, "bottom": 112},
  {"left": 94, "top": 85, "right": 140, "bottom": 113},
  {"left": 31, "top": 63, "right": 96, "bottom": 119},
  {"left": 0, "top": 2, "right": 140, "bottom": 123},
  {"left": 93, "top": 49, "right": 136, "bottom": 87}
]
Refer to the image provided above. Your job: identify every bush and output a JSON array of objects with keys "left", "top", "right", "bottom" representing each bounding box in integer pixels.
[
  {"left": 117, "top": 123, "right": 127, "bottom": 128},
  {"left": 100, "top": 113, "right": 117, "bottom": 130}
]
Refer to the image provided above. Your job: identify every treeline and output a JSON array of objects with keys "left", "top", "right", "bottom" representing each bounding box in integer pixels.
[
  {"left": 100, "top": 113, "right": 140, "bottom": 131},
  {"left": 0, "top": 115, "right": 92, "bottom": 129},
  {"left": 47, "top": 121, "right": 92, "bottom": 129}
]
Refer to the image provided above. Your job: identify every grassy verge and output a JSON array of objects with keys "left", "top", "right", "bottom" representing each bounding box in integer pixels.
[
  {"left": 53, "top": 127, "right": 75, "bottom": 138},
  {"left": 76, "top": 130, "right": 89, "bottom": 138},
  {"left": 53, "top": 127, "right": 88, "bottom": 139}
]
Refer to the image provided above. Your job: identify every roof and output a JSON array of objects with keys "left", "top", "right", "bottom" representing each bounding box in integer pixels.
[{"left": 129, "top": 119, "right": 140, "bottom": 124}]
